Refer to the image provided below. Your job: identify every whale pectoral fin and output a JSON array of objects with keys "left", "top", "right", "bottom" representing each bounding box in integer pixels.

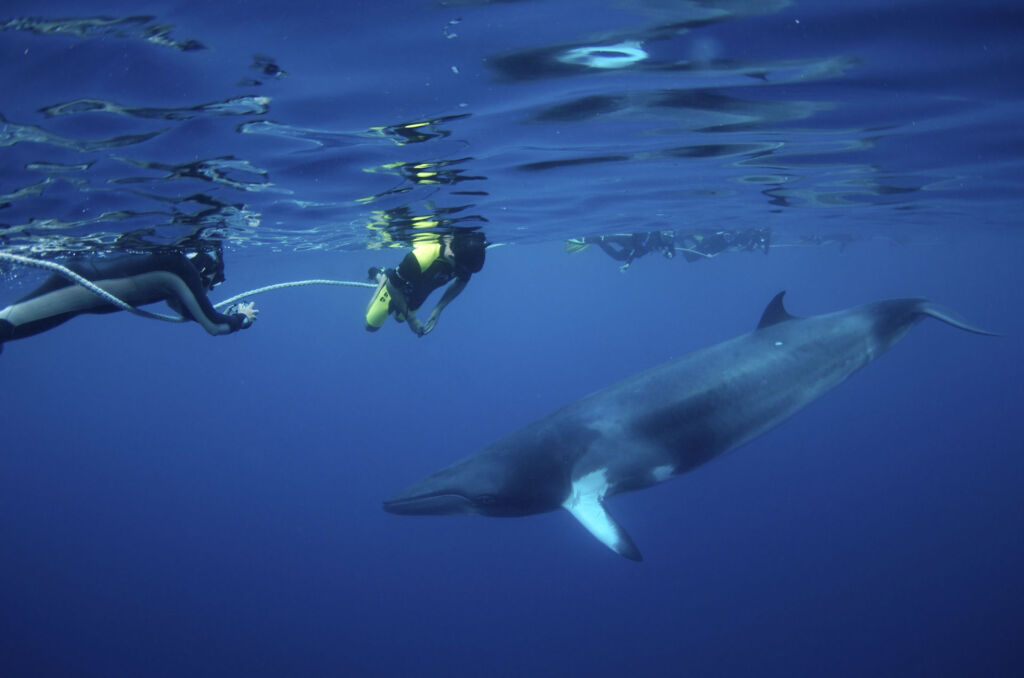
[{"left": 562, "top": 494, "right": 643, "bottom": 562}]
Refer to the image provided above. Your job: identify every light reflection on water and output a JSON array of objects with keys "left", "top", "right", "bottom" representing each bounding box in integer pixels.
[{"left": 0, "top": 0, "right": 1020, "bottom": 261}]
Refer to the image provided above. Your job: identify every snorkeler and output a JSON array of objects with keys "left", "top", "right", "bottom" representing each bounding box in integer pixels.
[
  {"left": 0, "top": 244, "right": 257, "bottom": 353},
  {"left": 728, "top": 227, "right": 771, "bottom": 254},
  {"left": 676, "top": 228, "right": 771, "bottom": 262},
  {"left": 364, "top": 231, "right": 486, "bottom": 337},
  {"left": 566, "top": 231, "right": 675, "bottom": 271}
]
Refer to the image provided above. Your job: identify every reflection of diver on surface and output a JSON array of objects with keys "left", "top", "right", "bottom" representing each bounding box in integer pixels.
[
  {"left": 368, "top": 113, "right": 472, "bottom": 146},
  {"left": 364, "top": 204, "right": 486, "bottom": 251},
  {"left": 566, "top": 231, "right": 676, "bottom": 271},
  {"left": 0, "top": 243, "right": 257, "bottom": 353},
  {"left": 361, "top": 158, "right": 486, "bottom": 204},
  {"left": 365, "top": 230, "right": 487, "bottom": 337},
  {"left": 676, "top": 228, "right": 771, "bottom": 262}
]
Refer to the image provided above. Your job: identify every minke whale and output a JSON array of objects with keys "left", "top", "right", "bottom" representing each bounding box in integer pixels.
[{"left": 383, "top": 293, "right": 996, "bottom": 561}]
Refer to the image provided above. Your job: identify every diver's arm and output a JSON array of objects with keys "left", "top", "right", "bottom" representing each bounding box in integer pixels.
[
  {"left": 172, "top": 291, "right": 253, "bottom": 335},
  {"left": 421, "top": 277, "right": 468, "bottom": 335},
  {"left": 163, "top": 257, "right": 255, "bottom": 335},
  {"left": 405, "top": 312, "right": 426, "bottom": 336},
  {"left": 381, "top": 275, "right": 424, "bottom": 336}
]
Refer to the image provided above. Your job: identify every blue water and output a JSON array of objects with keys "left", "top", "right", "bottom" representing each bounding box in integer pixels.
[{"left": 2, "top": 1, "right": 1023, "bottom": 676}]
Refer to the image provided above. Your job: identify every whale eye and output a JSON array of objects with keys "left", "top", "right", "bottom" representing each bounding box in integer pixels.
[{"left": 475, "top": 494, "right": 498, "bottom": 505}]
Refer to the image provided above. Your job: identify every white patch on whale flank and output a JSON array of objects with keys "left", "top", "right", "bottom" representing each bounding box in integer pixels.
[{"left": 651, "top": 464, "right": 674, "bottom": 482}]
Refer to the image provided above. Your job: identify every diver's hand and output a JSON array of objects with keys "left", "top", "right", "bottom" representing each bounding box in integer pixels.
[
  {"left": 421, "top": 309, "right": 441, "bottom": 336},
  {"left": 234, "top": 301, "right": 259, "bottom": 328},
  {"left": 407, "top": 314, "right": 426, "bottom": 337}
]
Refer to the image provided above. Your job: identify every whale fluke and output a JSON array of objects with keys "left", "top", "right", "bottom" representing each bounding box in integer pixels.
[{"left": 919, "top": 301, "right": 1000, "bottom": 336}]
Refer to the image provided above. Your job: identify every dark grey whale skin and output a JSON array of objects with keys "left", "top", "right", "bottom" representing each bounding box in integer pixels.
[{"left": 383, "top": 292, "right": 996, "bottom": 560}]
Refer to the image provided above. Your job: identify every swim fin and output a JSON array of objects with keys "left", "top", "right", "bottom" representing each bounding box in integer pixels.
[{"left": 565, "top": 238, "right": 590, "bottom": 254}]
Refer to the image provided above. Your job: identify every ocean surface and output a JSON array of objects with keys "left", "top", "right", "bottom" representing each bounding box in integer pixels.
[{"left": 2, "top": 1, "right": 1023, "bottom": 676}]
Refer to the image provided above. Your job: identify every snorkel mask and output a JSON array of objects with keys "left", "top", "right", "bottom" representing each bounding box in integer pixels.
[{"left": 186, "top": 247, "right": 226, "bottom": 289}]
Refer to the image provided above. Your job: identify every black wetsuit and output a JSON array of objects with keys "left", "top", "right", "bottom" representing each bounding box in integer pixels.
[
  {"left": 0, "top": 253, "right": 247, "bottom": 350},
  {"left": 386, "top": 250, "right": 470, "bottom": 312},
  {"left": 594, "top": 232, "right": 673, "bottom": 265},
  {"left": 677, "top": 229, "right": 770, "bottom": 262},
  {"left": 678, "top": 231, "right": 731, "bottom": 262}
]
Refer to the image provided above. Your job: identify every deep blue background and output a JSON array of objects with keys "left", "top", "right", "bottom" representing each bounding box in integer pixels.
[
  {"left": 3, "top": 241, "right": 1022, "bottom": 677},
  {"left": 2, "top": 1, "right": 1024, "bottom": 676}
]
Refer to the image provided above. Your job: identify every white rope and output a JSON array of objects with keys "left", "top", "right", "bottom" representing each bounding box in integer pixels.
[
  {"left": 213, "top": 279, "right": 374, "bottom": 309},
  {"left": 1, "top": 251, "right": 376, "bottom": 323},
  {"left": 674, "top": 247, "right": 716, "bottom": 259}
]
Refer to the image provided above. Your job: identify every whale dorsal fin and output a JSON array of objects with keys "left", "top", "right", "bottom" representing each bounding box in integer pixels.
[
  {"left": 562, "top": 470, "right": 642, "bottom": 561},
  {"left": 756, "top": 291, "right": 796, "bottom": 330}
]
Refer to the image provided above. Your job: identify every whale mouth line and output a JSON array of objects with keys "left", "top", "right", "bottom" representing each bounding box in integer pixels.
[{"left": 382, "top": 491, "right": 474, "bottom": 515}]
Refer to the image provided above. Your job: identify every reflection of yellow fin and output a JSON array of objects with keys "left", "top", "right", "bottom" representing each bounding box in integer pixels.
[{"left": 565, "top": 238, "right": 590, "bottom": 254}]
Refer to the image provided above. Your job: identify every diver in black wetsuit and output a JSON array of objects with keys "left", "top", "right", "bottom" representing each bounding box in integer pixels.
[
  {"left": 676, "top": 227, "right": 771, "bottom": 262},
  {"left": 570, "top": 231, "right": 675, "bottom": 271},
  {"left": 364, "top": 231, "right": 487, "bottom": 337},
  {"left": 0, "top": 246, "right": 257, "bottom": 353}
]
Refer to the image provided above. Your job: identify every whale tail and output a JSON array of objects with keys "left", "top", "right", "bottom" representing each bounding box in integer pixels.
[{"left": 919, "top": 301, "right": 1000, "bottom": 336}]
